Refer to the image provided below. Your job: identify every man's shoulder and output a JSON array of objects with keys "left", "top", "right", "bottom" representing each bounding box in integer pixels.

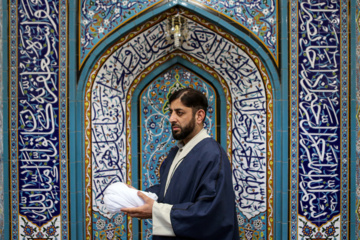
[
  {"left": 190, "top": 137, "right": 224, "bottom": 159},
  {"left": 197, "top": 137, "right": 221, "bottom": 149}
]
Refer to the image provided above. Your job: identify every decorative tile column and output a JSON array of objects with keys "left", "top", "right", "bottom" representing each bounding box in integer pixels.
[
  {"left": 290, "top": 1, "right": 349, "bottom": 239},
  {"left": 356, "top": 0, "right": 360, "bottom": 238},
  {"left": 9, "top": 0, "right": 69, "bottom": 239}
]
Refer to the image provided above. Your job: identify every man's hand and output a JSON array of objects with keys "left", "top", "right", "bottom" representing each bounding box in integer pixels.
[{"left": 121, "top": 191, "right": 154, "bottom": 219}]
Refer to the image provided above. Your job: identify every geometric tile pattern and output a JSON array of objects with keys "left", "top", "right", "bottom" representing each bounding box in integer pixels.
[
  {"left": 9, "top": 0, "right": 69, "bottom": 239},
  {"left": 79, "top": 0, "right": 278, "bottom": 68},
  {"left": 290, "top": 0, "right": 349, "bottom": 239},
  {"left": 84, "top": 8, "right": 274, "bottom": 240}
]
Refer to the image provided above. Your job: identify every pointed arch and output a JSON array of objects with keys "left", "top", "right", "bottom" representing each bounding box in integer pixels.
[
  {"left": 78, "top": 7, "right": 276, "bottom": 240},
  {"left": 79, "top": 3, "right": 280, "bottom": 89},
  {"left": 79, "top": 1, "right": 280, "bottom": 69}
]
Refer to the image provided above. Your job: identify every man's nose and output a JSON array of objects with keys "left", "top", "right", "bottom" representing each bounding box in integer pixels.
[{"left": 169, "top": 112, "right": 176, "bottom": 123}]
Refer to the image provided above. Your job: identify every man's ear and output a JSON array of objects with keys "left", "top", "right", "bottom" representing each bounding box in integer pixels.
[{"left": 196, "top": 109, "right": 206, "bottom": 124}]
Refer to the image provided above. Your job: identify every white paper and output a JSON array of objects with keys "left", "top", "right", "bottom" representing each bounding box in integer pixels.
[{"left": 103, "top": 182, "right": 158, "bottom": 213}]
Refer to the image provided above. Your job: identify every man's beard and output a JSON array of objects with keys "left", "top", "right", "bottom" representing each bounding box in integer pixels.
[{"left": 172, "top": 116, "right": 195, "bottom": 140}]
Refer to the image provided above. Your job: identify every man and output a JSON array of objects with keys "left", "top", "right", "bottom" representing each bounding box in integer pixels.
[{"left": 122, "top": 88, "right": 239, "bottom": 240}]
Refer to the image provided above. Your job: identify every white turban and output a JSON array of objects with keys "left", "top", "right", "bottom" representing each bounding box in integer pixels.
[{"left": 103, "top": 182, "right": 158, "bottom": 213}]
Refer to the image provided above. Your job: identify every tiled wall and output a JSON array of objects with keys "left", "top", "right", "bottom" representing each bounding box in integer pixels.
[
  {"left": 8, "top": 0, "right": 69, "bottom": 238},
  {"left": 83, "top": 8, "right": 274, "bottom": 239},
  {"left": 79, "top": 0, "right": 279, "bottom": 67},
  {"left": 290, "top": 0, "right": 350, "bottom": 239},
  {"left": 3, "top": 0, "right": 358, "bottom": 239}
]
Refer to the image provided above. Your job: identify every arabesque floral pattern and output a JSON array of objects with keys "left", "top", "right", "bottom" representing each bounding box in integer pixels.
[{"left": 79, "top": 0, "right": 278, "bottom": 67}]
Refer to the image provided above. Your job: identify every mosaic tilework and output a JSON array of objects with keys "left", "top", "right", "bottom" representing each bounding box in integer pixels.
[
  {"left": 290, "top": 0, "right": 349, "bottom": 239},
  {"left": 356, "top": 1, "right": 360, "bottom": 239},
  {"left": 193, "top": 0, "right": 278, "bottom": 62},
  {"left": 84, "top": 8, "right": 274, "bottom": 239},
  {"left": 139, "top": 65, "right": 217, "bottom": 239},
  {"left": 9, "top": 0, "right": 69, "bottom": 239},
  {"left": 80, "top": 0, "right": 164, "bottom": 66},
  {"left": 79, "top": 0, "right": 279, "bottom": 68}
]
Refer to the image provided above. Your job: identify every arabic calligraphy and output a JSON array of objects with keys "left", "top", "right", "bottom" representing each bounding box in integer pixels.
[
  {"left": 17, "top": 0, "right": 61, "bottom": 226},
  {"left": 298, "top": 0, "right": 341, "bottom": 226},
  {"left": 182, "top": 23, "right": 268, "bottom": 219},
  {"left": 10, "top": 0, "right": 68, "bottom": 238}
]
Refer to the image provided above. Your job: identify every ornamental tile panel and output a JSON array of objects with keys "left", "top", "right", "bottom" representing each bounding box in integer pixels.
[
  {"left": 84, "top": 9, "right": 274, "bottom": 240},
  {"left": 290, "top": 0, "right": 349, "bottom": 239},
  {"left": 9, "top": 0, "right": 69, "bottom": 238},
  {"left": 356, "top": 1, "right": 360, "bottom": 239},
  {"left": 79, "top": 0, "right": 279, "bottom": 68}
]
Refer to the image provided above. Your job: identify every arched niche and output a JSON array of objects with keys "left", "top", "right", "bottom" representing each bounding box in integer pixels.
[
  {"left": 131, "top": 62, "right": 222, "bottom": 238},
  {"left": 79, "top": 7, "right": 277, "bottom": 240}
]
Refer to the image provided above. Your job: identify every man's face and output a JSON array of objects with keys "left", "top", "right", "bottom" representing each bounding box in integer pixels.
[{"left": 169, "top": 98, "right": 196, "bottom": 141}]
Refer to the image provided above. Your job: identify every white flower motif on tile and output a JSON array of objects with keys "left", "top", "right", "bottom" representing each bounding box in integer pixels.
[
  {"left": 236, "top": 7, "right": 242, "bottom": 13},
  {"left": 115, "top": 8, "right": 120, "bottom": 14},
  {"left": 99, "top": 27, "right": 104, "bottom": 33},
  {"left": 83, "top": 19, "right": 89, "bottom": 25},
  {"left": 253, "top": 25, "right": 259, "bottom": 33},
  {"left": 88, "top": 11, "right": 94, "bottom": 17},
  {"left": 81, "top": 38, "right": 86, "bottom": 44},
  {"left": 357, "top": 45, "right": 360, "bottom": 56},
  {"left": 357, "top": 140, "right": 360, "bottom": 153},
  {"left": 229, "top": 0, "right": 234, "bottom": 5},
  {"left": 357, "top": 186, "right": 360, "bottom": 198},
  {"left": 253, "top": 219, "right": 263, "bottom": 230},
  {"left": 247, "top": 18, "right": 253, "bottom": 24},
  {"left": 262, "top": 9, "right": 269, "bottom": 16},
  {"left": 271, "top": 36, "right": 276, "bottom": 43},
  {"left": 164, "top": 72, "right": 172, "bottom": 80},
  {"left": 104, "top": 19, "right": 110, "bottom": 26},
  {"left": 123, "top": 1, "right": 128, "bottom": 6},
  {"left": 112, "top": 0, "right": 116, "bottom": 2},
  {"left": 96, "top": 219, "right": 106, "bottom": 230},
  {"left": 183, "top": 71, "right": 191, "bottom": 79},
  {"left": 356, "top": 90, "right": 360, "bottom": 102},
  {"left": 237, "top": 215, "right": 245, "bottom": 225},
  {"left": 114, "top": 215, "right": 123, "bottom": 225}
]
